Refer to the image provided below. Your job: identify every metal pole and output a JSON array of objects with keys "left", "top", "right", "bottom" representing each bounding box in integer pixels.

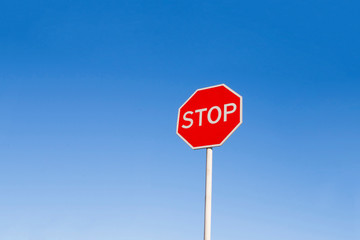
[{"left": 204, "top": 147, "right": 213, "bottom": 240}]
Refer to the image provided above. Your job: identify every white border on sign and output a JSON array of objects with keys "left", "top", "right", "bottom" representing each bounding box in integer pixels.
[{"left": 176, "top": 83, "right": 243, "bottom": 150}]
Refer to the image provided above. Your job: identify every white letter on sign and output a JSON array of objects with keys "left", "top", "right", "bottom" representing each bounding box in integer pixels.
[
  {"left": 207, "top": 106, "right": 222, "bottom": 124},
  {"left": 182, "top": 111, "right": 193, "bottom": 129},
  {"left": 224, "top": 103, "right": 237, "bottom": 122},
  {"left": 195, "top": 108, "right": 207, "bottom": 126}
]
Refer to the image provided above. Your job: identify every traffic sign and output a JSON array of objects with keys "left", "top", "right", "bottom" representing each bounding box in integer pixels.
[{"left": 176, "top": 84, "right": 243, "bottom": 149}]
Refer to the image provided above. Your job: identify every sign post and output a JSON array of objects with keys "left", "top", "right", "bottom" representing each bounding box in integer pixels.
[
  {"left": 204, "top": 147, "right": 213, "bottom": 240},
  {"left": 177, "top": 84, "right": 243, "bottom": 240}
]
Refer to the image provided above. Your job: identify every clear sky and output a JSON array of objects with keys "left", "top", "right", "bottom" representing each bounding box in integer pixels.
[{"left": 0, "top": 0, "right": 359, "bottom": 239}]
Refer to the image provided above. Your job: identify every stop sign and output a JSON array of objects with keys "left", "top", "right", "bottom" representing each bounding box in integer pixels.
[{"left": 177, "top": 84, "right": 243, "bottom": 149}]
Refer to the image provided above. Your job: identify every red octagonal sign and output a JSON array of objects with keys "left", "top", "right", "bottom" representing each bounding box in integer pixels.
[{"left": 177, "top": 84, "right": 243, "bottom": 149}]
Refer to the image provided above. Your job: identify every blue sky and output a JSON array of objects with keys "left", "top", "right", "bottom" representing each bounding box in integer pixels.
[{"left": 0, "top": 0, "right": 359, "bottom": 239}]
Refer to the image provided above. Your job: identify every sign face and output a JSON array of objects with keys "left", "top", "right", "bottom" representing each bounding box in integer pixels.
[{"left": 177, "top": 84, "right": 243, "bottom": 149}]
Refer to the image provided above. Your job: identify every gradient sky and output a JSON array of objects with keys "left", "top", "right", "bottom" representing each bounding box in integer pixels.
[{"left": 0, "top": 1, "right": 359, "bottom": 239}]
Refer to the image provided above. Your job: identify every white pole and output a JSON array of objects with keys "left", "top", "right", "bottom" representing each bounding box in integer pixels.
[{"left": 204, "top": 147, "right": 213, "bottom": 240}]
